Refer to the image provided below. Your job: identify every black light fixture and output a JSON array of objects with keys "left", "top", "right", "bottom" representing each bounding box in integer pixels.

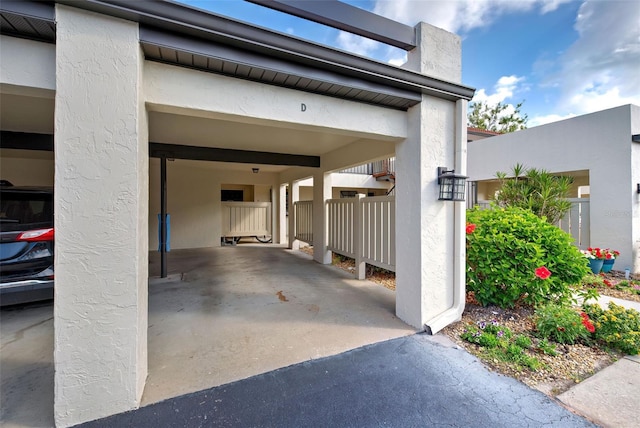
[
  {"left": 437, "top": 167, "right": 467, "bottom": 201},
  {"left": 637, "top": 183, "right": 640, "bottom": 194},
  {"left": 252, "top": 168, "right": 259, "bottom": 174}
]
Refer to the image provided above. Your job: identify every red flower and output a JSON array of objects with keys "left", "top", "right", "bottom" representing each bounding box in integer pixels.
[
  {"left": 535, "top": 266, "right": 551, "bottom": 280},
  {"left": 466, "top": 223, "right": 476, "bottom": 234},
  {"left": 603, "top": 279, "right": 613, "bottom": 288},
  {"left": 582, "top": 319, "right": 595, "bottom": 333},
  {"left": 580, "top": 313, "right": 596, "bottom": 333}
]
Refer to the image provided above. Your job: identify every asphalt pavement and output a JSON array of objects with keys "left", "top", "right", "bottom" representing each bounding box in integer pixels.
[{"left": 78, "top": 334, "right": 596, "bottom": 428}]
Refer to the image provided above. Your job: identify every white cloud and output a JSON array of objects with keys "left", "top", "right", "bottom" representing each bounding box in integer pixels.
[
  {"left": 548, "top": 1, "right": 640, "bottom": 116},
  {"left": 529, "top": 113, "right": 576, "bottom": 127},
  {"left": 473, "top": 75, "right": 526, "bottom": 105},
  {"left": 371, "top": 0, "right": 572, "bottom": 33},
  {"left": 335, "top": 31, "right": 382, "bottom": 57}
]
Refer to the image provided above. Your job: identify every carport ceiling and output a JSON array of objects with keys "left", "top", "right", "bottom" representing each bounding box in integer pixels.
[{"left": 148, "top": 111, "right": 359, "bottom": 156}]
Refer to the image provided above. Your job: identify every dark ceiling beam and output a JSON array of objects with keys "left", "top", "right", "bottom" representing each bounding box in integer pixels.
[
  {"left": 0, "top": 131, "right": 54, "bottom": 151},
  {"left": 245, "top": 0, "right": 416, "bottom": 50},
  {"left": 150, "top": 143, "right": 320, "bottom": 168}
]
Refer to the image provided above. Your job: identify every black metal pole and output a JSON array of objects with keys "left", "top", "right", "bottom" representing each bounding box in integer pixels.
[{"left": 160, "top": 156, "right": 167, "bottom": 278}]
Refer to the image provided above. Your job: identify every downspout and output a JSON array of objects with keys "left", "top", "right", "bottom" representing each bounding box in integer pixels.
[{"left": 425, "top": 99, "right": 468, "bottom": 334}]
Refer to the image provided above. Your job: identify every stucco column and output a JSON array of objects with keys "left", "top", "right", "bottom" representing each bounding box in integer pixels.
[
  {"left": 288, "top": 181, "right": 300, "bottom": 249},
  {"left": 279, "top": 184, "right": 287, "bottom": 244},
  {"left": 395, "top": 22, "right": 463, "bottom": 330},
  {"left": 313, "top": 171, "right": 332, "bottom": 264},
  {"left": 54, "top": 6, "right": 148, "bottom": 426}
]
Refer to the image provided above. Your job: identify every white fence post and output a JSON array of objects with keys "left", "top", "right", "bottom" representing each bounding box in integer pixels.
[{"left": 355, "top": 194, "right": 366, "bottom": 279}]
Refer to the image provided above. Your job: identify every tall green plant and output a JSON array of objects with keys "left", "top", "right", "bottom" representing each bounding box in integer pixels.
[{"left": 494, "top": 163, "right": 573, "bottom": 224}]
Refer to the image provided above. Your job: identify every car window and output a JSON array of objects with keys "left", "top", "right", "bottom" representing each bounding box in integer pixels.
[{"left": 0, "top": 192, "right": 53, "bottom": 228}]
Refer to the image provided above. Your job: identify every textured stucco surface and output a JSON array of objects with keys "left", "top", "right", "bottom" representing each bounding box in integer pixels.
[
  {"left": 54, "top": 6, "right": 147, "bottom": 426},
  {"left": 148, "top": 159, "right": 281, "bottom": 250},
  {"left": 0, "top": 35, "right": 56, "bottom": 92},
  {"left": 143, "top": 61, "right": 406, "bottom": 141},
  {"left": 468, "top": 104, "right": 640, "bottom": 273},
  {"left": 395, "top": 23, "right": 461, "bottom": 329}
]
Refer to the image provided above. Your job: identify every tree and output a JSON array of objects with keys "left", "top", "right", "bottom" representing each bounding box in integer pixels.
[
  {"left": 494, "top": 163, "right": 573, "bottom": 225},
  {"left": 468, "top": 100, "right": 528, "bottom": 133}
]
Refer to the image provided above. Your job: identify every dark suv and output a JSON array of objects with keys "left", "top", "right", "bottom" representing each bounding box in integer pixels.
[{"left": 0, "top": 182, "right": 54, "bottom": 306}]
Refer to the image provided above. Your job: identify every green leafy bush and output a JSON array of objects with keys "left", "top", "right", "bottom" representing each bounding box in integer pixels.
[
  {"left": 535, "top": 304, "right": 593, "bottom": 344},
  {"left": 582, "top": 302, "right": 640, "bottom": 355},
  {"left": 466, "top": 207, "right": 589, "bottom": 307}
]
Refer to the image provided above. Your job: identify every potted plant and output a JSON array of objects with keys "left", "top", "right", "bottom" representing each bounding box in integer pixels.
[
  {"left": 601, "top": 248, "right": 620, "bottom": 273},
  {"left": 582, "top": 248, "right": 604, "bottom": 274}
]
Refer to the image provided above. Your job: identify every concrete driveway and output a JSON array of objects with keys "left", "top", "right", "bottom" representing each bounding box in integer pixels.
[
  {"left": 144, "top": 245, "right": 415, "bottom": 404},
  {"left": 1, "top": 244, "right": 414, "bottom": 426}
]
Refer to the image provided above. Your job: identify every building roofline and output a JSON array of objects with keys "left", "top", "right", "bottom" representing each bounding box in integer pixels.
[{"left": 53, "top": 0, "right": 474, "bottom": 102}]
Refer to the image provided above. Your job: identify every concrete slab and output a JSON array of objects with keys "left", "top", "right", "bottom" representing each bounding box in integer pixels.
[
  {"left": 143, "top": 245, "right": 416, "bottom": 404},
  {"left": 0, "top": 302, "right": 54, "bottom": 428},
  {"left": 558, "top": 356, "right": 640, "bottom": 428}
]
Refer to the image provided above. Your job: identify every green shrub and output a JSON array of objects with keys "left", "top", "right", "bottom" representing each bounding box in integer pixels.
[
  {"left": 535, "top": 304, "right": 593, "bottom": 344},
  {"left": 460, "top": 320, "right": 541, "bottom": 370},
  {"left": 466, "top": 207, "right": 589, "bottom": 307},
  {"left": 582, "top": 302, "right": 640, "bottom": 355}
]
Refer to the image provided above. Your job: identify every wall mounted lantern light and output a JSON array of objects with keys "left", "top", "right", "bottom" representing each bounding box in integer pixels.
[
  {"left": 252, "top": 168, "right": 260, "bottom": 174},
  {"left": 437, "top": 167, "right": 467, "bottom": 201}
]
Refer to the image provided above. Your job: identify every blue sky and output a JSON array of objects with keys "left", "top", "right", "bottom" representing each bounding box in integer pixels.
[{"left": 179, "top": 1, "right": 640, "bottom": 128}]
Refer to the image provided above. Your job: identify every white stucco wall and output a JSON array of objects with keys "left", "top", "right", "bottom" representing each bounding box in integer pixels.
[
  {"left": 0, "top": 35, "right": 56, "bottom": 93},
  {"left": 0, "top": 149, "right": 54, "bottom": 186},
  {"left": 54, "top": 6, "right": 148, "bottom": 426},
  {"left": 148, "top": 159, "right": 281, "bottom": 250},
  {"left": 143, "top": 61, "right": 406, "bottom": 142},
  {"left": 468, "top": 104, "right": 640, "bottom": 273}
]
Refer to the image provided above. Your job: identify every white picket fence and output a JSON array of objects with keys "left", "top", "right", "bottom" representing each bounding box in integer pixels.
[
  {"left": 476, "top": 198, "right": 590, "bottom": 249},
  {"left": 221, "top": 202, "right": 271, "bottom": 238},
  {"left": 294, "top": 200, "right": 313, "bottom": 244},
  {"left": 317, "top": 195, "right": 396, "bottom": 277},
  {"left": 557, "top": 198, "right": 590, "bottom": 249}
]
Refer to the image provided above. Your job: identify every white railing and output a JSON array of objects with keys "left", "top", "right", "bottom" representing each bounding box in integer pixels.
[
  {"left": 294, "top": 200, "right": 313, "bottom": 244},
  {"left": 360, "top": 196, "right": 396, "bottom": 272},
  {"left": 221, "top": 202, "right": 271, "bottom": 237},
  {"left": 474, "top": 198, "right": 590, "bottom": 249},
  {"left": 327, "top": 195, "right": 396, "bottom": 277},
  {"left": 557, "top": 198, "right": 590, "bottom": 249},
  {"left": 327, "top": 199, "right": 357, "bottom": 259}
]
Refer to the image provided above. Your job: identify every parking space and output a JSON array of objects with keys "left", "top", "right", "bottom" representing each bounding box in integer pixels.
[
  {"left": 1, "top": 244, "right": 414, "bottom": 425},
  {"left": 0, "top": 302, "right": 54, "bottom": 428},
  {"left": 144, "top": 244, "right": 415, "bottom": 404}
]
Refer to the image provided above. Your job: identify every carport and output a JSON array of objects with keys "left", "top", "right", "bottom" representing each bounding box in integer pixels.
[
  {"left": 1, "top": 246, "right": 414, "bottom": 426},
  {"left": 1, "top": 1, "right": 473, "bottom": 426}
]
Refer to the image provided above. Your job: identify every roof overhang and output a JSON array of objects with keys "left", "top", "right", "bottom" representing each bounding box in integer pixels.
[{"left": 1, "top": 0, "right": 475, "bottom": 111}]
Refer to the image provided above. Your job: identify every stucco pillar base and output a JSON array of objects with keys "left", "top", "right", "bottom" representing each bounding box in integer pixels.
[
  {"left": 288, "top": 181, "right": 300, "bottom": 250},
  {"left": 313, "top": 171, "right": 332, "bottom": 264}
]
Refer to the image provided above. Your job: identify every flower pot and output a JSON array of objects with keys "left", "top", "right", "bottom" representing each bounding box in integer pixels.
[
  {"left": 588, "top": 259, "right": 604, "bottom": 274},
  {"left": 601, "top": 259, "right": 615, "bottom": 273}
]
